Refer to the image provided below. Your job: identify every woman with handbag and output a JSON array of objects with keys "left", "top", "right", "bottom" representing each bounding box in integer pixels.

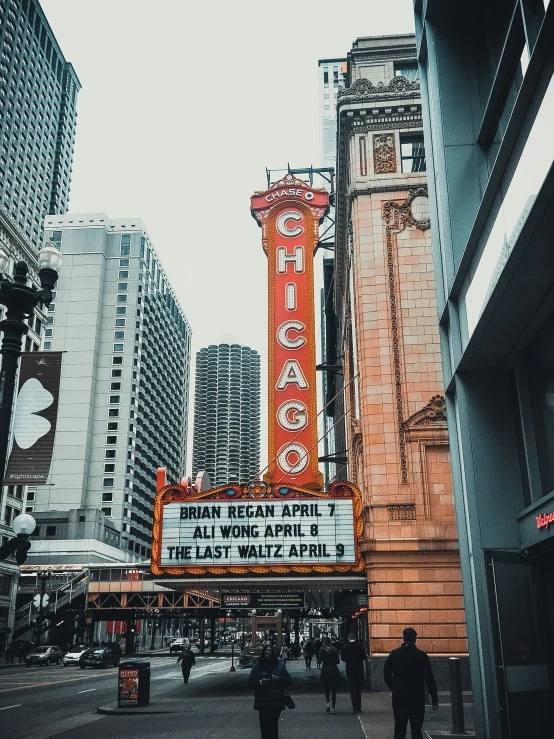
[
  {"left": 319, "top": 636, "right": 341, "bottom": 714},
  {"left": 247, "top": 644, "right": 292, "bottom": 739}
]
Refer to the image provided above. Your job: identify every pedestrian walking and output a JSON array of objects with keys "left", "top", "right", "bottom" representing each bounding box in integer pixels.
[
  {"left": 340, "top": 632, "right": 367, "bottom": 714},
  {"left": 177, "top": 644, "right": 196, "bottom": 685},
  {"left": 314, "top": 637, "right": 322, "bottom": 667},
  {"left": 303, "top": 638, "right": 314, "bottom": 669},
  {"left": 247, "top": 644, "right": 291, "bottom": 739},
  {"left": 280, "top": 643, "right": 290, "bottom": 666},
  {"left": 4, "top": 643, "right": 14, "bottom": 665},
  {"left": 319, "top": 637, "right": 341, "bottom": 714},
  {"left": 383, "top": 627, "right": 439, "bottom": 739}
]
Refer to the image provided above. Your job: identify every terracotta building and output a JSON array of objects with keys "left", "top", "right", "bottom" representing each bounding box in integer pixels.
[{"left": 333, "top": 35, "right": 468, "bottom": 684}]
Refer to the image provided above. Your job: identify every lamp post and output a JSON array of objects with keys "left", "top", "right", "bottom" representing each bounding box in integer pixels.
[
  {"left": 0, "top": 243, "right": 62, "bottom": 487},
  {"left": 0, "top": 512, "right": 36, "bottom": 564}
]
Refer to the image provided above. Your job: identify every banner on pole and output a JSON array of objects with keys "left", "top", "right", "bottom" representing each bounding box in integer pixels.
[{"left": 5, "top": 351, "right": 63, "bottom": 485}]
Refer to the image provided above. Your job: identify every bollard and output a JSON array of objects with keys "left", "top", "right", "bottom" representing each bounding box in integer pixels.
[{"left": 448, "top": 657, "right": 465, "bottom": 734}]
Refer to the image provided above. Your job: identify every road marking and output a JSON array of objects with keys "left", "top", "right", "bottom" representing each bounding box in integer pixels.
[
  {"left": 78, "top": 688, "right": 96, "bottom": 693},
  {"left": 23, "top": 713, "right": 104, "bottom": 739},
  {"left": 0, "top": 703, "right": 22, "bottom": 710},
  {"left": 358, "top": 715, "right": 369, "bottom": 738}
]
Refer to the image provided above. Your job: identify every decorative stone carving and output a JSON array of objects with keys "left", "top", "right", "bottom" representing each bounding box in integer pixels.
[
  {"left": 388, "top": 504, "right": 416, "bottom": 521},
  {"left": 338, "top": 75, "right": 420, "bottom": 101},
  {"left": 383, "top": 187, "right": 431, "bottom": 232},
  {"left": 373, "top": 134, "right": 396, "bottom": 174},
  {"left": 404, "top": 396, "right": 447, "bottom": 429}
]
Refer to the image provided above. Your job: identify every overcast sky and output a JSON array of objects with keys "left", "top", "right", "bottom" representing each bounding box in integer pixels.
[{"left": 41, "top": 0, "right": 415, "bottom": 476}]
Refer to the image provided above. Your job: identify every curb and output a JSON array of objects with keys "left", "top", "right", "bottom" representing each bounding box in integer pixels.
[{"left": 97, "top": 703, "right": 192, "bottom": 715}]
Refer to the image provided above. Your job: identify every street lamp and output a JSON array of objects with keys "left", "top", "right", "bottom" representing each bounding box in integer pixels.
[
  {"left": 0, "top": 243, "right": 62, "bottom": 486},
  {"left": 0, "top": 512, "right": 36, "bottom": 563}
]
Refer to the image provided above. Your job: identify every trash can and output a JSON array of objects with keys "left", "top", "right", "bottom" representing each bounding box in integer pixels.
[{"left": 118, "top": 660, "right": 150, "bottom": 707}]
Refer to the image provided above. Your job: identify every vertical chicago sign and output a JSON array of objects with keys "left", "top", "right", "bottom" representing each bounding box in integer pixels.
[
  {"left": 251, "top": 174, "right": 328, "bottom": 490},
  {"left": 151, "top": 174, "right": 363, "bottom": 577}
]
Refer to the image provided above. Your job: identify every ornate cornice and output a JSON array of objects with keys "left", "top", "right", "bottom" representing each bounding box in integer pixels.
[{"left": 338, "top": 75, "right": 420, "bottom": 103}]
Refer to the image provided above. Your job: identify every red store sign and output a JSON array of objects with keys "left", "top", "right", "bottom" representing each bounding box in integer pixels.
[{"left": 536, "top": 512, "right": 554, "bottom": 530}]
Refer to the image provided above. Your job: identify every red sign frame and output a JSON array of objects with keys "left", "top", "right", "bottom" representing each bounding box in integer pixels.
[{"left": 251, "top": 174, "right": 329, "bottom": 490}]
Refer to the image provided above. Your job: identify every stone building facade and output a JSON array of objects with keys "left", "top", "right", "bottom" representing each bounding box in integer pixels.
[{"left": 334, "top": 35, "right": 467, "bottom": 683}]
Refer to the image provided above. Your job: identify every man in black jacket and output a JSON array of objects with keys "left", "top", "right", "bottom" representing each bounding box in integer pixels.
[
  {"left": 383, "top": 628, "right": 439, "bottom": 739},
  {"left": 340, "top": 633, "right": 367, "bottom": 713}
]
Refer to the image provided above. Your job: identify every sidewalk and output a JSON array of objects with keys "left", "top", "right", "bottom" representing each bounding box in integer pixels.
[{"left": 98, "top": 657, "right": 476, "bottom": 737}]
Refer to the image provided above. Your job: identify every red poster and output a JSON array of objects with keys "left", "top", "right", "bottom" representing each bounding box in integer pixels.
[
  {"left": 251, "top": 174, "right": 329, "bottom": 489},
  {"left": 118, "top": 668, "right": 139, "bottom": 705}
]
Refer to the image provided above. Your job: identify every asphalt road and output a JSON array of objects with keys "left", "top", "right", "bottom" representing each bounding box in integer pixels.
[{"left": 0, "top": 657, "right": 368, "bottom": 739}]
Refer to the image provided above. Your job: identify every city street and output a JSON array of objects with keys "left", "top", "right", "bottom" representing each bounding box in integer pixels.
[{"left": 0, "top": 656, "right": 470, "bottom": 739}]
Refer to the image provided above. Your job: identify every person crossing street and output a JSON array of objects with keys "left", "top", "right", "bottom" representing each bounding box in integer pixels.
[{"left": 177, "top": 643, "right": 196, "bottom": 685}]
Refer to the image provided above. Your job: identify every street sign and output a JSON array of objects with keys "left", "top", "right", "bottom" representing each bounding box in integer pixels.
[
  {"left": 32, "top": 593, "right": 49, "bottom": 610},
  {"left": 222, "top": 592, "right": 305, "bottom": 610}
]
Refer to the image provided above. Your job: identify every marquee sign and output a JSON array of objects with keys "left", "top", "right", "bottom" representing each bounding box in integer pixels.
[
  {"left": 151, "top": 480, "right": 364, "bottom": 576},
  {"left": 251, "top": 173, "right": 328, "bottom": 490}
]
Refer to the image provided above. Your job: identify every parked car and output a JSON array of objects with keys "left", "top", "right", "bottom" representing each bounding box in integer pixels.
[
  {"left": 169, "top": 638, "right": 190, "bottom": 654},
  {"left": 79, "top": 645, "right": 120, "bottom": 669},
  {"left": 25, "top": 645, "right": 63, "bottom": 667},
  {"left": 63, "top": 646, "right": 88, "bottom": 666}
]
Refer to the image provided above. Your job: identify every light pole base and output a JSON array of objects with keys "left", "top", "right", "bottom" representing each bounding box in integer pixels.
[{"left": 229, "top": 664, "right": 236, "bottom": 672}]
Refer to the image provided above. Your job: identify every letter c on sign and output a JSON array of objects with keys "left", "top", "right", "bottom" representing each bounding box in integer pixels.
[
  {"left": 277, "top": 400, "right": 308, "bottom": 431},
  {"left": 276, "top": 210, "right": 304, "bottom": 238},
  {"left": 277, "top": 320, "right": 306, "bottom": 349}
]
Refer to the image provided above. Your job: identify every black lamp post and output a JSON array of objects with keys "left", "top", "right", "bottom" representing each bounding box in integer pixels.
[{"left": 0, "top": 243, "right": 61, "bottom": 565}]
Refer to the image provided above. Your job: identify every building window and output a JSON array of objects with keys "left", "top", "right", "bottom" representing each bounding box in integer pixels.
[
  {"left": 110, "top": 382, "right": 121, "bottom": 391},
  {"left": 112, "top": 356, "right": 123, "bottom": 365},
  {"left": 104, "top": 464, "right": 115, "bottom": 473},
  {"left": 47, "top": 304, "right": 55, "bottom": 312},
  {"left": 120, "top": 234, "right": 131, "bottom": 256},
  {"left": 400, "top": 134, "right": 426, "bottom": 173},
  {"left": 47, "top": 316, "right": 54, "bottom": 324},
  {"left": 107, "top": 422, "right": 119, "bottom": 431},
  {"left": 105, "top": 449, "right": 116, "bottom": 459},
  {"left": 113, "top": 343, "right": 124, "bottom": 352},
  {"left": 117, "top": 295, "right": 127, "bottom": 303},
  {"left": 51, "top": 230, "right": 62, "bottom": 249},
  {"left": 101, "top": 507, "right": 112, "bottom": 517},
  {"left": 114, "top": 331, "right": 125, "bottom": 340},
  {"left": 119, "top": 259, "right": 129, "bottom": 267},
  {"left": 45, "top": 328, "right": 53, "bottom": 337},
  {"left": 102, "top": 478, "right": 114, "bottom": 488},
  {"left": 118, "top": 270, "right": 129, "bottom": 279},
  {"left": 109, "top": 395, "right": 120, "bottom": 404},
  {"left": 394, "top": 61, "right": 419, "bottom": 81},
  {"left": 15, "top": 485, "right": 23, "bottom": 499},
  {"left": 46, "top": 525, "right": 56, "bottom": 536},
  {"left": 108, "top": 408, "right": 120, "bottom": 417},
  {"left": 43, "top": 341, "right": 51, "bottom": 350},
  {"left": 111, "top": 369, "right": 122, "bottom": 378},
  {"left": 26, "top": 491, "right": 35, "bottom": 502},
  {"left": 106, "top": 435, "right": 117, "bottom": 444},
  {"left": 116, "top": 306, "right": 127, "bottom": 315},
  {"left": 115, "top": 318, "right": 126, "bottom": 327},
  {"left": 118, "top": 282, "right": 128, "bottom": 291}
]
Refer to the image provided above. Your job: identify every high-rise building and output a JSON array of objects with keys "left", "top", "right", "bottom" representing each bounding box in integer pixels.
[
  {"left": 334, "top": 34, "right": 467, "bottom": 685},
  {"left": 28, "top": 213, "right": 192, "bottom": 563},
  {"left": 0, "top": 0, "right": 80, "bottom": 249},
  {"left": 192, "top": 344, "right": 260, "bottom": 487},
  {"left": 317, "top": 59, "right": 348, "bottom": 487},
  {"left": 318, "top": 59, "right": 348, "bottom": 169},
  {"left": 415, "top": 3, "right": 554, "bottom": 737}
]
